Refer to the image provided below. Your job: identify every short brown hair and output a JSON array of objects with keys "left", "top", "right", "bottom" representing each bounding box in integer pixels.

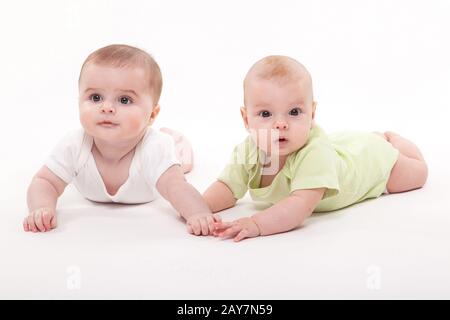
[{"left": 79, "top": 44, "right": 163, "bottom": 106}]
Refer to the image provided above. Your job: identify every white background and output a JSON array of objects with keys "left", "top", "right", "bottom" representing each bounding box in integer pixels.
[{"left": 1, "top": 0, "right": 449, "bottom": 299}]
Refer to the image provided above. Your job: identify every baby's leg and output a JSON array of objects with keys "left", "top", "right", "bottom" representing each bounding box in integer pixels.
[
  {"left": 160, "top": 127, "right": 194, "bottom": 174},
  {"left": 385, "top": 131, "right": 425, "bottom": 161},
  {"left": 382, "top": 131, "right": 428, "bottom": 193}
]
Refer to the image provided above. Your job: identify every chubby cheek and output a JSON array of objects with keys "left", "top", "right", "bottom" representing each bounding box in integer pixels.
[
  {"left": 79, "top": 106, "right": 96, "bottom": 133},
  {"left": 120, "top": 112, "right": 147, "bottom": 135},
  {"left": 247, "top": 117, "right": 271, "bottom": 131},
  {"left": 290, "top": 126, "right": 311, "bottom": 149}
]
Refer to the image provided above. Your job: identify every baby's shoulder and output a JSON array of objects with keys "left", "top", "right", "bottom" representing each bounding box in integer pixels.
[
  {"left": 65, "top": 128, "right": 87, "bottom": 145},
  {"left": 46, "top": 128, "right": 91, "bottom": 176},
  {"left": 139, "top": 128, "right": 175, "bottom": 151},
  {"left": 228, "top": 136, "right": 260, "bottom": 168},
  {"left": 52, "top": 128, "right": 88, "bottom": 155},
  {"left": 136, "top": 128, "right": 177, "bottom": 167},
  {"left": 287, "top": 137, "right": 335, "bottom": 169},
  {"left": 298, "top": 136, "right": 333, "bottom": 156}
]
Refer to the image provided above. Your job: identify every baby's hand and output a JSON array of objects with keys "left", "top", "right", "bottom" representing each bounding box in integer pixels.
[
  {"left": 213, "top": 217, "right": 261, "bottom": 242},
  {"left": 23, "top": 207, "right": 57, "bottom": 232},
  {"left": 186, "top": 213, "right": 221, "bottom": 236}
]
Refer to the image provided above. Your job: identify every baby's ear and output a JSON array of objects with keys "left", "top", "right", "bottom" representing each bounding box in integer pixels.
[
  {"left": 240, "top": 106, "right": 249, "bottom": 129},
  {"left": 149, "top": 104, "right": 161, "bottom": 126},
  {"left": 311, "top": 101, "right": 317, "bottom": 120}
]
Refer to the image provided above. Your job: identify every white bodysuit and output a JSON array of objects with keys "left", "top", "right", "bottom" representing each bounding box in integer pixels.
[{"left": 45, "top": 128, "right": 180, "bottom": 204}]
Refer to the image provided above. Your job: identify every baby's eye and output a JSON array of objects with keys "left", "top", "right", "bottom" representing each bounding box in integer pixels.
[
  {"left": 289, "top": 107, "right": 302, "bottom": 116},
  {"left": 119, "top": 96, "right": 133, "bottom": 105},
  {"left": 90, "top": 94, "right": 102, "bottom": 103},
  {"left": 259, "top": 110, "right": 272, "bottom": 118}
]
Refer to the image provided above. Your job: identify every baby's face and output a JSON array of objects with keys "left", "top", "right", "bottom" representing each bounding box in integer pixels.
[
  {"left": 78, "top": 63, "right": 157, "bottom": 143},
  {"left": 242, "top": 78, "right": 315, "bottom": 157}
]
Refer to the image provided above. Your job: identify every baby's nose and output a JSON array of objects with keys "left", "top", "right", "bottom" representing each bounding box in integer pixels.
[
  {"left": 273, "top": 120, "right": 288, "bottom": 130},
  {"left": 100, "top": 102, "right": 115, "bottom": 114}
]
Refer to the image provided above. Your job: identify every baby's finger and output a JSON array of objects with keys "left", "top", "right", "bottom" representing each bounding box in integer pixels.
[
  {"left": 212, "top": 225, "right": 225, "bottom": 236},
  {"left": 212, "top": 214, "right": 222, "bottom": 223},
  {"left": 213, "top": 226, "right": 226, "bottom": 234},
  {"left": 234, "top": 229, "right": 249, "bottom": 242},
  {"left": 206, "top": 216, "right": 215, "bottom": 234},
  {"left": 23, "top": 217, "right": 30, "bottom": 232},
  {"left": 187, "top": 224, "right": 194, "bottom": 234},
  {"left": 214, "top": 221, "right": 233, "bottom": 230},
  {"left": 199, "top": 218, "right": 209, "bottom": 236},
  {"left": 50, "top": 215, "right": 57, "bottom": 229},
  {"left": 34, "top": 210, "right": 46, "bottom": 232},
  {"left": 42, "top": 210, "right": 53, "bottom": 231},
  {"left": 190, "top": 221, "right": 201, "bottom": 236},
  {"left": 219, "top": 225, "right": 241, "bottom": 239},
  {"left": 27, "top": 214, "right": 37, "bottom": 233}
]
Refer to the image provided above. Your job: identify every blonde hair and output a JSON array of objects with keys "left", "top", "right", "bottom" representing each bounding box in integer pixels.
[
  {"left": 243, "top": 55, "right": 313, "bottom": 104},
  {"left": 79, "top": 44, "right": 163, "bottom": 106}
]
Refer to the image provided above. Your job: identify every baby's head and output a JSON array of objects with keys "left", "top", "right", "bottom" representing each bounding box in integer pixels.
[
  {"left": 241, "top": 55, "right": 316, "bottom": 157},
  {"left": 78, "top": 44, "right": 162, "bottom": 142}
]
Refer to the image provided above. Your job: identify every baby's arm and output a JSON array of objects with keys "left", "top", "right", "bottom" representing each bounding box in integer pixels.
[
  {"left": 24, "top": 166, "right": 67, "bottom": 232},
  {"left": 156, "top": 165, "right": 217, "bottom": 236},
  {"left": 214, "top": 188, "right": 326, "bottom": 241},
  {"left": 253, "top": 188, "right": 325, "bottom": 235},
  {"left": 203, "top": 181, "right": 237, "bottom": 213}
]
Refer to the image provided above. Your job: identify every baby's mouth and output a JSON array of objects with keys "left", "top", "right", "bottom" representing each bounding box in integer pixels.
[
  {"left": 275, "top": 137, "right": 288, "bottom": 143},
  {"left": 98, "top": 120, "right": 118, "bottom": 127}
]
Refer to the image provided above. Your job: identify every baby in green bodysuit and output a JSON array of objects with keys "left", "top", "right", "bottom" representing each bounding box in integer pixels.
[{"left": 203, "top": 55, "right": 428, "bottom": 242}]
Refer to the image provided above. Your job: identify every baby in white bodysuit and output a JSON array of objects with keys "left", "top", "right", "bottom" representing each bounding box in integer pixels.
[{"left": 24, "top": 44, "right": 218, "bottom": 236}]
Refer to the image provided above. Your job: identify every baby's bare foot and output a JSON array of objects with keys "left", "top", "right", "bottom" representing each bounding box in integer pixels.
[
  {"left": 160, "top": 127, "right": 194, "bottom": 173},
  {"left": 384, "top": 131, "right": 401, "bottom": 142},
  {"left": 372, "top": 131, "right": 388, "bottom": 141}
]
